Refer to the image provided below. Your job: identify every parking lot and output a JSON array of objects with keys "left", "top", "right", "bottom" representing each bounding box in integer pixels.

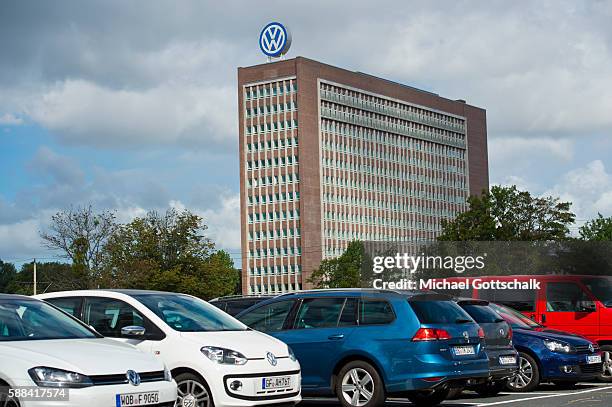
[{"left": 301, "top": 383, "right": 612, "bottom": 407}]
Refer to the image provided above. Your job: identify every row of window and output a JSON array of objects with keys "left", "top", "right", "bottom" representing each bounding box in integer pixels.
[
  {"left": 246, "top": 137, "right": 298, "bottom": 152},
  {"left": 322, "top": 156, "right": 465, "bottom": 175},
  {"left": 323, "top": 207, "right": 459, "bottom": 223},
  {"left": 247, "top": 156, "right": 299, "bottom": 170},
  {"left": 248, "top": 209, "right": 300, "bottom": 223},
  {"left": 245, "top": 82, "right": 298, "bottom": 100},
  {"left": 248, "top": 264, "right": 302, "bottom": 276},
  {"left": 322, "top": 139, "right": 465, "bottom": 161},
  {"left": 246, "top": 101, "right": 297, "bottom": 117},
  {"left": 324, "top": 223, "right": 444, "bottom": 241},
  {"left": 249, "top": 246, "right": 302, "bottom": 258},
  {"left": 248, "top": 228, "right": 301, "bottom": 240},
  {"left": 245, "top": 120, "right": 298, "bottom": 135},
  {"left": 321, "top": 106, "right": 464, "bottom": 149},
  {"left": 322, "top": 120, "right": 465, "bottom": 153},
  {"left": 248, "top": 173, "right": 299, "bottom": 187},
  {"left": 240, "top": 297, "right": 394, "bottom": 332},
  {"left": 320, "top": 84, "right": 465, "bottom": 132},
  {"left": 322, "top": 191, "right": 466, "bottom": 207},
  {"left": 323, "top": 175, "right": 466, "bottom": 193},
  {"left": 247, "top": 191, "right": 300, "bottom": 205},
  {"left": 248, "top": 282, "right": 302, "bottom": 295}
]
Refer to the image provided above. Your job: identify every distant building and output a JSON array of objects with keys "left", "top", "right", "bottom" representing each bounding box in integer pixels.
[{"left": 238, "top": 57, "right": 488, "bottom": 295}]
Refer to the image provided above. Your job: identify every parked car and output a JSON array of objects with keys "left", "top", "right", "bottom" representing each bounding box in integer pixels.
[
  {"left": 236, "top": 289, "right": 490, "bottom": 407},
  {"left": 452, "top": 299, "right": 518, "bottom": 397},
  {"left": 489, "top": 302, "right": 602, "bottom": 391},
  {"left": 430, "top": 274, "right": 612, "bottom": 381},
  {"left": 37, "top": 290, "right": 302, "bottom": 407},
  {"left": 209, "top": 295, "right": 274, "bottom": 316},
  {"left": 0, "top": 294, "right": 176, "bottom": 407}
]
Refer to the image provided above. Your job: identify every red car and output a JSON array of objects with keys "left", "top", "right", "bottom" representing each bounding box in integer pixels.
[{"left": 429, "top": 274, "right": 612, "bottom": 381}]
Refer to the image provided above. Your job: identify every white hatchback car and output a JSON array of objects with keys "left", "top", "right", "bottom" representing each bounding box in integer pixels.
[
  {"left": 37, "top": 290, "right": 301, "bottom": 407},
  {"left": 0, "top": 294, "right": 176, "bottom": 407}
]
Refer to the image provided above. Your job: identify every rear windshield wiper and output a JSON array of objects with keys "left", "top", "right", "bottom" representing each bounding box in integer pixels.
[{"left": 455, "top": 318, "right": 472, "bottom": 324}]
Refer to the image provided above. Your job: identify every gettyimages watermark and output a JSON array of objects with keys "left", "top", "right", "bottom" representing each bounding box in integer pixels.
[{"left": 360, "top": 241, "right": 612, "bottom": 291}]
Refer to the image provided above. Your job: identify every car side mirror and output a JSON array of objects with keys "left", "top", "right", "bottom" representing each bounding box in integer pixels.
[
  {"left": 121, "top": 325, "right": 146, "bottom": 337},
  {"left": 604, "top": 300, "right": 612, "bottom": 308}
]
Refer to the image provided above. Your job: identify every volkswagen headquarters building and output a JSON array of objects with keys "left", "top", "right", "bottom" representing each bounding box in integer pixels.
[{"left": 238, "top": 57, "right": 488, "bottom": 295}]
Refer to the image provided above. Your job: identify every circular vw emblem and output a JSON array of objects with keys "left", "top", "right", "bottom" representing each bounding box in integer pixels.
[
  {"left": 259, "top": 22, "right": 292, "bottom": 57},
  {"left": 589, "top": 344, "right": 595, "bottom": 353},
  {"left": 462, "top": 331, "right": 469, "bottom": 341},
  {"left": 266, "top": 352, "right": 278, "bottom": 366},
  {"left": 499, "top": 328, "right": 505, "bottom": 336},
  {"left": 182, "top": 394, "right": 196, "bottom": 407},
  {"left": 126, "top": 370, "right": 141, "bottom": 386}
]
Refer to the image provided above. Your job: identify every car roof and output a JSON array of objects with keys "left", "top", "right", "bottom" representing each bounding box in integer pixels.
[
  {"left": 436, "top": 274, "right": 607, "bottom": 281},
  {"left": 266, "top": 288, "right": 452, "bottom": 300},
  {"left": 0, "top": 293, "right": 38, "bottom": 301},
  {"left": 209, "top": 295, "right": 274, "bottom": 302}
]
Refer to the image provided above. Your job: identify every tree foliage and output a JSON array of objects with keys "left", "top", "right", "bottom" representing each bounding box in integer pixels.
[
  {"left": 580, "top": 213, "right": 612, "bottom": 241},
  {"left": 438, "top": 185, "right": 575, "bottom": 241},
  {"left": 309, "top": 241, "right": 364, "bottom": 288}
]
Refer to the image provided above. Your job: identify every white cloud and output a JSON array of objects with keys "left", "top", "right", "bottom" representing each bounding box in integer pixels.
[
  {"left": 489, "top": 137, "right": 574, "bottom": 163},
  {"left": 0, "top": 113, "right": 23, "bottom": 125},
  {"left": 545, "top": 160, "right": 612, "bottom": 222},
  {"left": 199, "top": 194, "right": 241, "bottom": 251},
  {"left": 26, "top": 79, "right": 236, "bottom": 149}
]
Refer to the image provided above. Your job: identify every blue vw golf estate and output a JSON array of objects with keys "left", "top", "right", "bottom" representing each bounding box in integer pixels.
[{"left": 237, "top": 290, "right": 490, "bottom": 407}]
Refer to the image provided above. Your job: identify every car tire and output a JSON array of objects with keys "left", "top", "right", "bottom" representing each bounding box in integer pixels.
[
  {"left": 506, "top": 352, "right": 540, "bottom": 392},
  {"left": 599, "top": 345, "right": 612, "bottom": 382},
  {"left": 336, "top": 360, "right": 385, "bottom": 407},
  {"left": 175, "top": 372, "right": 214, "bottom": 407},
  {"left": 474, "top": 380, "right": 507, "bottom": 397},
  {"left": 552, "top": 381, "right": 578, "bottom": 390},
  {"left": 446, "top": 387, "right": 463, "bottom": 399},
  {"left": 0, "top": 384, "right": 20, "bottom": 407},
  {"left": 407, "top": 387, "right": 450, "bottom": 407}
]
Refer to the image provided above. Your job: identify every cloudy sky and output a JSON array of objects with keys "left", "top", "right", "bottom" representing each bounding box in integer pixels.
[{"left": 1, "top": 0, "right": 612, "bottom": 265}]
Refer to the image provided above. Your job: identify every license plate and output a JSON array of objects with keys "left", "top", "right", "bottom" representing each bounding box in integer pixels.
[
  {"left": 116, "top": 392, "right": 159, "bottom": 407},
  {"left": 499, "top": 356, "right": 517, "bottom": 365},
  {"left": 587, "top": 355, "right": 602, "bottom": 364},
  {"left": 453, "top": 345, "right": 475, "bottom": 356},
  {"left": 262, "top": 376, "right": 291, "bottom": 390}
]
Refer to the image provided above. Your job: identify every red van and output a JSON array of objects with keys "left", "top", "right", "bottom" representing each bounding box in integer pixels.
[{"left": 429, "top": 275, "right": 612, "bottom": 381}]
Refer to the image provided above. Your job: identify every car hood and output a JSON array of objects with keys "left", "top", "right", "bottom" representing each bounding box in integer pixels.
[
  {"left": 179, "top": 330, "right": 290, "bottom": 359},
  {"left": 0, "top": 338, "right": 163, "bottom": 375},
  {"left": 513, "top": 328, "right": 592, "bottom": 345}
]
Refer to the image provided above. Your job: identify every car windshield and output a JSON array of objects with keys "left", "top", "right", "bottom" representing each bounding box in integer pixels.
[
  {"left": 133, "top": 293, "right": 247, "bottom": 332},
  {"left": 581, "top": 277, "right": 612, "bottom": 303},
  {"left": 489, "top": 303, "right": 541, "bottom": 330},
  {"left": 0, "top": 298, "right": 97, "bottom": 341}
]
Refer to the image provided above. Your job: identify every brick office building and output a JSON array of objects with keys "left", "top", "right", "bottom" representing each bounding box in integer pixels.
[{"left": 238, "top": 57, "right": 488, "bottom": 295}]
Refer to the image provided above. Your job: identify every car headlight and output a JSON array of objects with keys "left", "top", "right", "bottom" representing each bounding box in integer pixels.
[
  {"left": 201, "top": 346, "right": 248, "bottom": 365},
  {"left": 288, "top": 346, "right": 297, "bottom": 362},
  {"left": 544, "top": 339, "right": 574, "bottom": 353},
  {"left": 28, "top": 367, "right": 93, "bottom": 388}
]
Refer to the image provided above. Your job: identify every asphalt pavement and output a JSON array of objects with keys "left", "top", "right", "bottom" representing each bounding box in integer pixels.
[{"left": 300, "top": 382, "right": 612, "bottom": 407}]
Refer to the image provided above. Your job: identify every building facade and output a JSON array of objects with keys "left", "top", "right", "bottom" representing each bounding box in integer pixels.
[{"left": 238, "top": 57, "right": 488, "bottom": 295}]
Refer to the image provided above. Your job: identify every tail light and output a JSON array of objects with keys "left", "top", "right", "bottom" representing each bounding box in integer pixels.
[
  {"left": 412, "top": 328, "right": 452, "bottom": 341},
  {"left": 478, "top": 327, "right": 485, "bottom": 339},
  {"left": 507, "top": 326, "right": 513, "bottom": 340}
]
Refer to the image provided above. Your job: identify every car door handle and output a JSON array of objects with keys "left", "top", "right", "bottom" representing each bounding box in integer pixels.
[{"left": 328, "top": 334, "right": 345, "bottom": 340}]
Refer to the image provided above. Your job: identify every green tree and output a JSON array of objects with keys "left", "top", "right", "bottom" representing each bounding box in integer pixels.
[
  {"left": 580, "top": 213, "right": 612, "bottom": 241},
  {"left": 0, "top": 259, "right": 17, "bottom": 293},
  {"left": 438, "top": 185, "right": 575, "bottom": 241},
  {"left": 7, "top": 262, "right": 78, "bottom": 295},
  {"left": 309, "top": 241, "right": 364, "bottom": 288},
  {"left": 100, "top": 209, "right": 238, "bottom": 299}
]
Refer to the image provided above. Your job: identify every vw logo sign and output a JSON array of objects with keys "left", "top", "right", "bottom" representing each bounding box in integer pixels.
[
  {"left": 499, "top": 328, "right": 505, "bottom": 336},
  {"left": 126, "top": 370, "right": 141, "bottom": 386},
  {"left": 589, "top": 344, "right": 595, "bottom": 353},
  {"left": 266, "top": 352, "right": 278, "bottom": 366},
  {"left": 462, "top": 331, "right": 469, "bottom": 341},
  {"left": 259, "top": 22, "right": 292, "bottom": 57}
]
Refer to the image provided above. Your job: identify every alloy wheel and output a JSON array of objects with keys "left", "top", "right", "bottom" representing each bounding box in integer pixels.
[
  {"left": 341, "top": 367, "right": 375, "bottom": 407},
  {"left": 603, "top": 350, "right": 612, "bottom": 379},
  {"left": 0, "top": 393, "right": 19, "bottom": 407},
  {"left": 508, "top": 356, "right": 533, "bottom": 389},
  {"left": 177, "top": 379, "right": 211, "bottom": 407}
]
